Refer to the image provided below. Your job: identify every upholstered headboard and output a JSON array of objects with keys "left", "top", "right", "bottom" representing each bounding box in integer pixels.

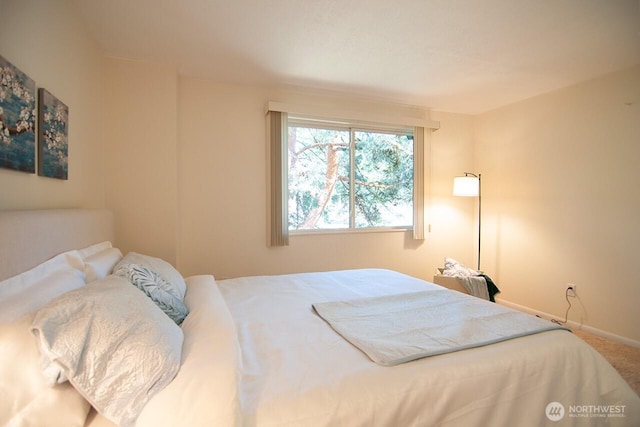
[{"left": 0, "top": 209, "right": 114, "bottom": 281}]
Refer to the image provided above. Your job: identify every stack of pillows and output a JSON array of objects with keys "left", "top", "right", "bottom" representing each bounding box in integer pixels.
[{"left": 0, "top": 242, "right": 190, "bottom": 427}]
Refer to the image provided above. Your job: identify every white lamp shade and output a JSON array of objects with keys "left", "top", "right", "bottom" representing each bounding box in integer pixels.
[{"left": 453, "top": 176, "right": 479, "bottom": 197}]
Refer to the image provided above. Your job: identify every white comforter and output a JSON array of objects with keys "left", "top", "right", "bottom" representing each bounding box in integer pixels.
[
  {"left": 217, "top": 269, "right": 639, "bottom": 426},
  {"left": 87, "top": 269, "right": 639, "bottom": 427}
]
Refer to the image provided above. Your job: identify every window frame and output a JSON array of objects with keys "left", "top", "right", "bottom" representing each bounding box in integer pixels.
[
  {"left": 267, "top": 104, "right": 432, "bottom": 247},
  {"left": 286, "top": 116, "right": 416, "bottom": 235}
]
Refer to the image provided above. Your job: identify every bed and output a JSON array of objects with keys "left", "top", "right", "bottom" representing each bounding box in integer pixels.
[{"left": 1, "top": 209, "right": 638, "bottom": 427}]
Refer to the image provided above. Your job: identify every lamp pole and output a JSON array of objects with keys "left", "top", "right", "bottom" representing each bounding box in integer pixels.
[{"left": 477, "top": 173, "right": 481, "bottom": 271}]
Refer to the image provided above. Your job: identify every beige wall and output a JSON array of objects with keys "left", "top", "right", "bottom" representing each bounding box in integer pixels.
[
  {"left": 97, "top": 58, "right": 475, "bottom": 279},
  {"left": 103, "top": 58, "right": 178, "bottom": 264},
  {"left": 474, "top": 65, "right": 640, "bottom": 342},
  {"left": 0, "top": 0, "right": 104, "bottom": 209},
  {"left": 176, "top": 79, "right": 474, "bottom": 281},
  {"left": 98, "top": 64, "right": 474, "bottom": 283}
]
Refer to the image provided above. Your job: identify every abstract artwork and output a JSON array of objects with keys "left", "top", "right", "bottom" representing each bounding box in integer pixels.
[
  {"left": 0, "top": 54, "right": 36, "bottom": 173},
  {"left": 38, "top": 88, "right": 69, "bottom": 180}
]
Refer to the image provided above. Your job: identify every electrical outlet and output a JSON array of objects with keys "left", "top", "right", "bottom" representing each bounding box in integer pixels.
[{"left": 566, "top": 283, "right": 577, "bottom": 297}]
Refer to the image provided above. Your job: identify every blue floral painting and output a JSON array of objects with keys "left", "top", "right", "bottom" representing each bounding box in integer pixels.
[
  {"left": 38, "top": 88, "right": 68, "bottom": 180},
  {"left": 0, "top": 55, "right": 36, "bottom": 173}
]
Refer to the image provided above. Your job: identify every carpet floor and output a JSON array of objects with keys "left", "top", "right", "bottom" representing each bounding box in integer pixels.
[{"left": 572, "top": 328, "right": 640, "bottom": 397}]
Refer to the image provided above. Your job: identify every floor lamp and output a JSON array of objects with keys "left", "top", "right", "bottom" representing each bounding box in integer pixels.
[{"left": 453, "top": 172, "right": 481, "bottom": 271}]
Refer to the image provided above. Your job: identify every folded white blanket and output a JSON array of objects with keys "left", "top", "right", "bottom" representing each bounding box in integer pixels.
[{"left": 313, "top": 289, "right": 567, "bottom": 366}]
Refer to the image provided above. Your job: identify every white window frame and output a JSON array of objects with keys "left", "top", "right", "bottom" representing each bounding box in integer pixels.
[
  {"left": 266, "top": 102, "right": 437, "bottom": 246},
  {"left": 287, "top": 117, "right": 414, "bottom": 233}
]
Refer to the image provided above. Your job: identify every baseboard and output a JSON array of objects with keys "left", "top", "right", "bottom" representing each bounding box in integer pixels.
[{"left": 496, "top": 298, "right": 640, "bottom": 349}]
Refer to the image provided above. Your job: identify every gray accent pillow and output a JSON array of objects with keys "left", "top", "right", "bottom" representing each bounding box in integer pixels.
[
  {"left": 31, "top": 276, "right": 183, "bottom": 427},
  {"left": 115, "top": 263, "right": 189, "bottom": 325},
  {"left": 114, "top": 252, "right": 186, "bottom": 299}
]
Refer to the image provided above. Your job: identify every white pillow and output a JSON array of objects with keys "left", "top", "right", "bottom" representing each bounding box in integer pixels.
[
  {"left": 77, "top": 241, "right": 113, "bottom": 259},
  {"left": 443, "top": 257, "right": 479, "bottom": 277},
  {"left": 0, "top": 314, "right": 90, "bottom": 427},
  {"left": 83, "top": 247, "right": 123, "bottom": 283},
  {"left": 31, "top": 275, "right": 184, "bottom": 427},
  {"left": 0, "top": 251, "right": 86, "bottom": 322},
  {"left": 115, "top": 252, "right": 186, "bottom": 299}
]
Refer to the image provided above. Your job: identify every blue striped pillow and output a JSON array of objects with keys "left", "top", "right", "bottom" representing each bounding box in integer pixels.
[{"left": 114, "top": 264, "right": 189, "bottom": 325}]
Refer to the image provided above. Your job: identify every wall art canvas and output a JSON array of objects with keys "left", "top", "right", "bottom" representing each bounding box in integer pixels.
[
  {"left": 38, "top": 88, "right": 69, "bottom": 180},
  {"left": 0, "top": 55, "right": 36, "bottom": 173}
]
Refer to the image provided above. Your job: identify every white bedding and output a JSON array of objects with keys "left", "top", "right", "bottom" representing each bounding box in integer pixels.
[
  {"left": 4, "top": 211, "right": 636, "bottom": 426},
  {"left": 216, "top": 269, "right": 639, "bottom": 426},
  {"left": 76, "top": 269, "right": 639, "bottom": 427},
  {"left": 84, "top": 275, "right": 241, "bottom": 427}
]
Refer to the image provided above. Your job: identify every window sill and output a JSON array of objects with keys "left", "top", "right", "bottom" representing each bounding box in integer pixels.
[{"left": 290, "top": 227, "right": 411, "bottom": 237}]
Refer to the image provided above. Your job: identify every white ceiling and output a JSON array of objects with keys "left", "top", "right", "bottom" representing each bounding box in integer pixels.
[{"left": 71, "top": 0, "right": 640, "bottom": 114}]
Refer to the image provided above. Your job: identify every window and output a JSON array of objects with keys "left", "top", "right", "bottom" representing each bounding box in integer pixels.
[
  {"left": 287, "top": 120, "right": 414, "bottom": 231},
  {"left": 267, "top": 106, "right": 431, "bottom": 246}
]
